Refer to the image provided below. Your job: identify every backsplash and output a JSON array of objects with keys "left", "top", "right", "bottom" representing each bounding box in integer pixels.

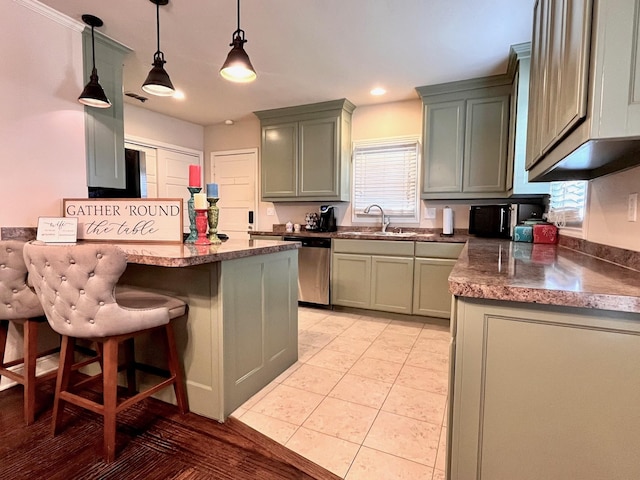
[
  {"left": 0, "top": 227, "right": 36, "bottom": 241},
  {"left": 559, "top": 235, "right": 640, "bottom": 272},
  {"left": 256, "top": 202, "right": 471, "bottom": 233}
]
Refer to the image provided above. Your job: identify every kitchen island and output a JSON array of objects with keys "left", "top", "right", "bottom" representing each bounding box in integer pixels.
[
  {"left": 115, "top": 239, "right": 300, "bottom": 422},
  {"left": 447, "top": 238, "right": 640, "bottom": 480}
]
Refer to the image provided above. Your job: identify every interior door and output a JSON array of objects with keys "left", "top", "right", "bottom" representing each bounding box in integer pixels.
[
  {"left": 211, "top": 149, "right": 258, "bottom": 240},
  {"left": 157, "top": 149, "right": 202, "bottom": 233}
]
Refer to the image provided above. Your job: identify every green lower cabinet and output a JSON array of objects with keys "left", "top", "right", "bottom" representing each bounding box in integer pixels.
[
  {"left": 413, "top": 258, "right": 457, "bottom": 318},
  {"left": 332, "top": 253, "right": 371, "bottom": 308},
  {"left": 332, "top": 239, "right": 464, "bottom": 316},
  {"left": 332, "top": 253, "right": 413, "bottom": 314},
  {"left": 450, "top": 298, "right": 640, "bottom": 480},
  {"left": 371, "top": 256, "right": 414, "bottom": 314}
]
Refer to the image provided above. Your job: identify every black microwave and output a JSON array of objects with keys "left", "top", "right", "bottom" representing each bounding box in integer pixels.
[{"left": 468, "top": 205, "right": 511, "bottom": 238}]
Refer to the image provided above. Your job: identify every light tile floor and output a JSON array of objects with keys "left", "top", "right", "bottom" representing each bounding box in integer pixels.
[{"left": 232, "top": 307, "right": 450, "bottom": 479}]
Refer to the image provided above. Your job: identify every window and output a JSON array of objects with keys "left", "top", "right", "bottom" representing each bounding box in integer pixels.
[
  {"left": 352, "top": 138, "right": 420, "bottom": 221},
  {"left": 547, "top": 180, "right": 588, "bottom": 233}
]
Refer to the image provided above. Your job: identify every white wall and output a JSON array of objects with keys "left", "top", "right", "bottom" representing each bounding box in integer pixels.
[
  {"left": 0, "top": 1, "right": 84, "bottom": 387},
  {"left": 586, "top": 164, "right": 640, "bottom": 252},
  {"left": 0, "top": 2, "right": 86, "bottom": 228},
  {"left": 124, "top": 103, "right": 204, "bottom": 152}
]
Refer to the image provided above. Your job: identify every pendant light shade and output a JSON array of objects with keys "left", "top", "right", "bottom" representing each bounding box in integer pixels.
[
  {"left": 220, "top": 0, "right": 257, "bottom": 83},
  {"left": 142, "top": 0, "right": 175, "bottom": 96},
  {"left": 78, "top": 15, "right": 111, "bottom": 108}
]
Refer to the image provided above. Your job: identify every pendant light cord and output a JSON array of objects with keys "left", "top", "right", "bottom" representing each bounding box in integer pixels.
[
  {"left": 236, "top": 0, "right": 240, "bottom": 32},
  {"left": 231, "top": 0, "right": 245, "bottom": 43},
  {"left": 156, "top": 1, "right": 161, "bottom": 55},
  {"left": 90, "top": 25, "right": 97, "bottom": 70}
]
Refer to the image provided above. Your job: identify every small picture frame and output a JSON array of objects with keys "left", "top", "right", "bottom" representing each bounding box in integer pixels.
[{"left": 36, "top": 217, "right": 78, "bottom": 244}]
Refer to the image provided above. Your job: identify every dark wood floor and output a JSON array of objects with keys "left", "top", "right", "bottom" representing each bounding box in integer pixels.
[{"left": 0, "top": 379, "right": 340, "bottom": 480}]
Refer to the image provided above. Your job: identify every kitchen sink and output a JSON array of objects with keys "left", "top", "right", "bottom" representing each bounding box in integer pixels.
[{"left": 340, "top": 231, "right": 419, "bottom": 237}]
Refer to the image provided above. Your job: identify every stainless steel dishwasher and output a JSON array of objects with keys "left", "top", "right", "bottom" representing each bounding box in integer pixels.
[{"left": 283, "top": 236, "right": 331, "bottom": 305}]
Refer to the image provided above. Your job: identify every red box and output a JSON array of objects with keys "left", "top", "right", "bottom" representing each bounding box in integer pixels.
[{"left": 533, "top": 223, "right": 558, "bottom": 244}]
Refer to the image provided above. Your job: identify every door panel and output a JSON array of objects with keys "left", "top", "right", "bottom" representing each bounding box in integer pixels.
[
  {"left": 463, "top": 95, "right": 509, "bottom": 193},
  {"left": 423, "top": 100, "right": 465, "bottom": 193},
  {"left": 261, "top": 123, "right": 297, "bottom": 198},
  {"left": 299, "top": 117, "right": 338, "bottom": 196},
  {"left": 157, "top": 149, "right": 201, "bottom": 232},
  {"left": 212, "top": 149, "right": 258, "bottom": 240}
]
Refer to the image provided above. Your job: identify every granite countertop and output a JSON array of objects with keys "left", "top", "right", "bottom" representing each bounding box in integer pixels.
[
  {"left": 449, "top": 238, "right": 640, "bottom": 314},
  {"left": 112, "top": 239, "right": 299, "bottom": 268},
  {"left": 250, "top": 229, "right": 469, "bottom": 243}
]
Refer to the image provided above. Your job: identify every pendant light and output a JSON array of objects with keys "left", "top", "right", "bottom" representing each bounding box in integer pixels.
[
  {"left": 142, "top": 0, "right": 175, "bottom": 96},
  {"left": 220, "top": 0, "right": 257, "bottom": 83},
  {"left": 78, "top": 15, "right": 111, "bottom": 108}
]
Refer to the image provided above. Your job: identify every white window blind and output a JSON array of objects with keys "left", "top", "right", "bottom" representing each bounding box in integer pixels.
[
  {"left": 547, "top": 180, "right": 588, "bottom": 229},
  {"left": 352, "top": 139, "right": 419, "bottom": 218}
]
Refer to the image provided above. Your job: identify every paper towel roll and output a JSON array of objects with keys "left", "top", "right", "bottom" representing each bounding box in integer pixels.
[{"left": 443, "top": 207, "right": 453, "bottom": 235}]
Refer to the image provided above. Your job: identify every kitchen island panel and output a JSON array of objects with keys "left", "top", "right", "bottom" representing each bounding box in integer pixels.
[
  {"left": 222, "top": 251, "right": 298, "bottom": 417},
  {"left": 120, "top": 262, "right": 223, "bottom": 420},
  {"left": 119, "top": 247, "right": 298, "bottom": 421}
]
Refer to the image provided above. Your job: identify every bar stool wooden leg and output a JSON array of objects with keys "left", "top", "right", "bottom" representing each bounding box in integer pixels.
[
  {"left": 165, "top": 323, "right": 188, "bottom": 414},
  {"left": 123, "top": 338, "right": 137, "bottom": 395},
  {"left": 23, "top": 320, "right": 38, "bottom": 425},
  {"left": 52, "top": 336, "right": 75, "bottom": 435},
  {"left": 0, "top": 320, "right": 8, "bottom": 376},
  {"left": 103, "top": 338, "right": 119, "bottom": 463}
]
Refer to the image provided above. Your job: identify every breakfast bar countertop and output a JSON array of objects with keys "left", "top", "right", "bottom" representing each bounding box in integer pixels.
[
  {"left": 449, "top": 238, "right": 640, "bottom": 314},
  {"left": 112, "top": 239, "right": 299, "bottom": 268}
]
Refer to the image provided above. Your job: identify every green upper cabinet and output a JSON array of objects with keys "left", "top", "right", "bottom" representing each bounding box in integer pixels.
[
  {"left": 422, "top": 100, "right": 465, "bottom": 194},
  {"left": 526, "top": 0, "right": 640, "bottom": 181},
  {"left": 82, "top": 29, "right": 131, "bottom": 189},
  {"left": 255, "top": 99, "right": 355, "bottom": 202},
  {"left": 506, "top": 43, "right": 550, "bottom": 196},
  {"left": 261, "top": 122, "right": 298, "bottom": 198},
  {"left": 526, "top": 0, "right": 591, "bottom": 174},
  {"left": 417, "top": 77, "right": 511, "bottom": 200}
]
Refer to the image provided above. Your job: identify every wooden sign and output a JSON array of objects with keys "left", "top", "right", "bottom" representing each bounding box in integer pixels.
[
  {"left": 37, "top": 217, "right": 78, "bottom": 244},
  {"left": 63, "top": 198, "right": 184, "bottom": 243}
]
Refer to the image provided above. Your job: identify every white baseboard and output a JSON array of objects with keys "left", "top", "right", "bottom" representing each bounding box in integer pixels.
[{"left": 0, "top": 353, "right": 60, "bottom": 391}]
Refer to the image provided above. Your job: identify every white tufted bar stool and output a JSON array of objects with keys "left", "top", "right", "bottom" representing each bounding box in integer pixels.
[
  {"left": 23, "top": 241, "right": 189, "bottom": 463},
  {"left": 0, "top": 240, "right": 59, "bottom": 424}
]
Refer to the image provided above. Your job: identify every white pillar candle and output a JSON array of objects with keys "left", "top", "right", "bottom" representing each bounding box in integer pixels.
[{"left": 194, "top": 193, "right": 208, "bottom": 210}]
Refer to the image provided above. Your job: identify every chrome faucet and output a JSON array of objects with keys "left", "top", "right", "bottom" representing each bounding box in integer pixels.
[{"left": 364, "top": 204, "right": 390, "bottom": 232}]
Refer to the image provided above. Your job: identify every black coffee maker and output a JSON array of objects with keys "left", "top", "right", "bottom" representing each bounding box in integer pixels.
[{"left": 318, "top": 205, "right": 337, "bottom": 232}]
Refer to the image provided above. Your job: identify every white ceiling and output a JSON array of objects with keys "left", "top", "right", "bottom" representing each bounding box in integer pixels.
[{"left": 38, "top": 0, "right": 534, "bottom": 127}]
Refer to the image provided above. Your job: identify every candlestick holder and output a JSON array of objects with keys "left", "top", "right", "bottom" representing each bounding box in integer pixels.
[
  {"left": 194, "top": 209, "right": 211, "bottom": 245},
  {"left": 207, "top": 197, "right": 222, "bottom": 244},
  {"left": 185, "top": 186, "right": 201, "bottom": 243}
]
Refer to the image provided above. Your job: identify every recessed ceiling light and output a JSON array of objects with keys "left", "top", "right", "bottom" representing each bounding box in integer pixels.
[
  {"left": 172, "top": 89, "right": 185, "bottom": 100},
  {"left": 224, "top": 119, "right": 234, "bottom": 125},
  {"left": 370, "top": 87, "right": 386, "bottom": 96}
]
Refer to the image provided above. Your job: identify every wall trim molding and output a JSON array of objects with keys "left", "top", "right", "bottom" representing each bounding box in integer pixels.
[{"left": 14, "top": 0, "right": 83, "bottom": 32}]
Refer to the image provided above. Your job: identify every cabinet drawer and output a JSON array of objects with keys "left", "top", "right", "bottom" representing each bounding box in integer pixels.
[
  {"left": 333, "top": 239, "right": 414, "bottom": 256},
  {"left": 415, "top": 242, "right": 464, "bottom": 259}
]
